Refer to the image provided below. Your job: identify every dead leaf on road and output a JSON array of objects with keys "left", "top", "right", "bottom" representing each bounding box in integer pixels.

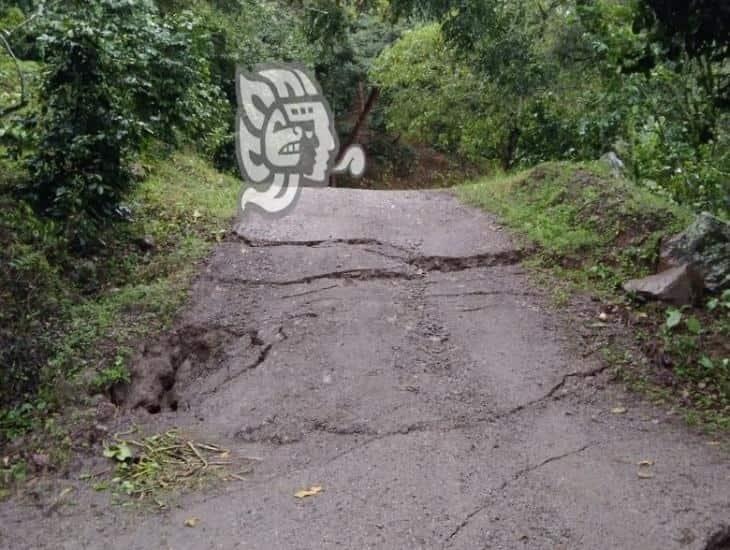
[
  {"left": 294, "top": 485, "right": 323, "bottom": 499},
  {"left": 611, "top": 407, "right": 628, "bottom": 414},
  {"left": 184, "top": 517, "right": 200, "bottom": 527},
  {"left": 637, "top": 460, "right": 655, "bottom": 479}
]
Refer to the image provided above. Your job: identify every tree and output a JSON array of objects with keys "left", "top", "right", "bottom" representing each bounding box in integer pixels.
[
  {"left": 636, "top": 0, "right": 730, "bottom": 62},
  {"left": 14, "top": 0, "right": 219, "bottom": 243}
]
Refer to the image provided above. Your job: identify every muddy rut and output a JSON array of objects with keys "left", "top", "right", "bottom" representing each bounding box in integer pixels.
[{"left": 2, "top": 188, "right": 729, "bottom": 549}]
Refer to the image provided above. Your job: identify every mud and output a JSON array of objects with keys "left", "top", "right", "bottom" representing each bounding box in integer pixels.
[{"left": 0, "top": 188, "right": 728, "bottom": 550}]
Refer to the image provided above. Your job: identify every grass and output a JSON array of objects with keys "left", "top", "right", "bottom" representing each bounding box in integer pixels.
[
  {"left": 0, "top": 150, "right": 242, "bottom": 488},
  {"left": 2, "top": 29, "right": 244, "bottom": 483},
  {"left": 458, "top": 161, "right": 691, "bottom": 279},
  {"left": 457, "top": 162, "right": 729, "bottom": 433},
  {"left": 48, "top": 151, "right": 241, "bottom": 394}
]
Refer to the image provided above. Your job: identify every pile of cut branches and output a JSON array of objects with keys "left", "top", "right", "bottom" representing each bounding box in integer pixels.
[{"left": 100, "top": 429, "right": 254, "bottom": 503}]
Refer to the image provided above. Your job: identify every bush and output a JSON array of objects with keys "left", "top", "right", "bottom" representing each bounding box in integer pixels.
[{"left": 13, "top": 1, "right": 221, "bottom": 243}]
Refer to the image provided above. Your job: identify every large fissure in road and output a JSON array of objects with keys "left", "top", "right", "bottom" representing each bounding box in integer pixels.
[{"left": 3, "top": 188, "right": 728, "bottom": 550}]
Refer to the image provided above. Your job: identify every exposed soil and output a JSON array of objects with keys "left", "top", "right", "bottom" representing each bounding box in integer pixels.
[{"left": 0, "top": 188, "right": 728, "bottom": 550}]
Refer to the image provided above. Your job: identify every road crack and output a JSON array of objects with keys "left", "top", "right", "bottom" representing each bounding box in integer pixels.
[
  {"left": 504, "top": 363, "right": 615, "bottom": 417},
  {"left": 430, "top": 290, "right": 538, "bottom": 298},
  {"left": 210, "top": 268, "right": 418, "bottom": 286},
  {"left": 444, "top": 444, "right": 593, "bottom": 546},
  {"left": 233, "top": 233, "right": 528, "bottom": 276},
  {"left": 234, "top": 234, "right": 412, "bottom": 253},
  {"left": 408, "top": 249, "right": 526, "bottom": 272},
  {"left": 278, "top": 284, "right": 339, "bottom": 299}
]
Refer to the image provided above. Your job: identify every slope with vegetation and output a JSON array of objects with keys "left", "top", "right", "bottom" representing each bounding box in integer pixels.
[
  {"left": 0, "top": 0, "right": 405, "bottom": 484},
  {"left": 0, "top": 0, "right": 728, "bottom": 488},
  {"left": 460, "top": 164, "right": 728, "bottom": 430},
  {"left": 376, "top": 0, "right": 729, "bottom": 215}
]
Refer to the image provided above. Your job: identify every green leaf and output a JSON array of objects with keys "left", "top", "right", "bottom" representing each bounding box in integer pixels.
[
  {"left": 684, "top": 316, "right": 702, "bottom": 335},
  {"left": 103, "top": 442, "right": 133, "bottom": 462},
  {"left": 665, "top": 308, "right": 682, "bottom": 330},
  {"left": 699, "top": 356, "right": 714, "bottom": 370}
]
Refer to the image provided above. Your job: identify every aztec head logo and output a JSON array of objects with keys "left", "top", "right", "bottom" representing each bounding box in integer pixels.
[{"left": 236, "top": 63, "right": 365, "bottom": 219}]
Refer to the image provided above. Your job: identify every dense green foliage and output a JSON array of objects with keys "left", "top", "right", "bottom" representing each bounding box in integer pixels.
[
  {"left": 378, "top": 0, "right": 729, "bottom": 214},
  {"left": 22, "top": 2, "right": 225, "bottom": 240}
]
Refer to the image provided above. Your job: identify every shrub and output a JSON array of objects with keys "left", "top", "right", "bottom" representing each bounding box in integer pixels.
[{"left": 15, "top": 0, "right": 218, "bottom": 243}]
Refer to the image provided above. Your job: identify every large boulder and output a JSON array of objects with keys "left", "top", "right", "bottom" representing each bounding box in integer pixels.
[
  {"left": 659, "top": 212, "right": 730, "bottom": 292},
  {"left": 623, "top": 264, "right": 704, "bottom": 306}
]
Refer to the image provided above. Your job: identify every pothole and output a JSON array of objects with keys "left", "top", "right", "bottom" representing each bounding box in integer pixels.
[
  {"left": 706, "top": 526, "right": 730, "bottom": 550},
  {"left": 112, "top": 325, "right": 255, "bottom": 414}
]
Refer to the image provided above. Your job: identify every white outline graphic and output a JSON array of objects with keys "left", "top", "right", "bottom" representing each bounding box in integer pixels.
[{"left": 236, "top": 63, "right": 366, "bottom": 219}]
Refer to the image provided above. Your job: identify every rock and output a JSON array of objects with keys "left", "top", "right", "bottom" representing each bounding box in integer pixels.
[
  {"left": 136, "top": 234, "right": 156, "bottom": 252},
  {"left": 129, "top": 162, "right": 147, "bottom": 181},
  {"left": 600, "top": 151, "right": 625, "bottom": 178},
  {"left": 659, "top": 212, "right": 730, "bottom": 291},
  {"left": 113, "top": 204, "right": 134, "bottom": 222},
  {"left": 623, "top": 264, "right": 704, "bottom": 306}
]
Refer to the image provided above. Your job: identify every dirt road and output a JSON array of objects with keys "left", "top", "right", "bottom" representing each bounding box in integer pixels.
[{"left": 3, "top": 188, "right": 729, "bottom": 549}]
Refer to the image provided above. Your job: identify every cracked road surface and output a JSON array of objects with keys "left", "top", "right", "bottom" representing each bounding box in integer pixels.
[{"left": 3, "top": 188, "right": 729, "bottom": 549}]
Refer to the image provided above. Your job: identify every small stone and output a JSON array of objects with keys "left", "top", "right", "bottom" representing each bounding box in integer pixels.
[
  {"left": 184, "top": 517, "right": 200, "bottom": 528},
  {"left": 136, "top": 235, "right": 156, "bottom": 252},
  {"left": 114, "top": 204, "right": 134, "bottom": 221},
  {"left": 129, "top": 162, "right": 147, "bottom": 181},
  {"left": 95, "top": 400, "right": 117, "bottom": 422},
  {"left": 31, "top": 453, "right": 49, "bottom": 470}
]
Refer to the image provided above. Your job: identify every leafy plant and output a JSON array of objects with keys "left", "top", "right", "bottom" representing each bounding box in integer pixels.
[
  {"left": 708, "top": 290, "right": 730, "bottom": 313},
  {"left": 16, "top": 1, "right": 220, "bottom": 243},
  {"left": 92, "top": 353, "right": 130, "bottom": 392},
  {"left": 0, "top": 400, "right": 46, "bottom": 440}
]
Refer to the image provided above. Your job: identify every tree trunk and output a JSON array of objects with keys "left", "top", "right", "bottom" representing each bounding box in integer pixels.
[{"left": 330, "top": 86, "right": 380, "bottom": 187}]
